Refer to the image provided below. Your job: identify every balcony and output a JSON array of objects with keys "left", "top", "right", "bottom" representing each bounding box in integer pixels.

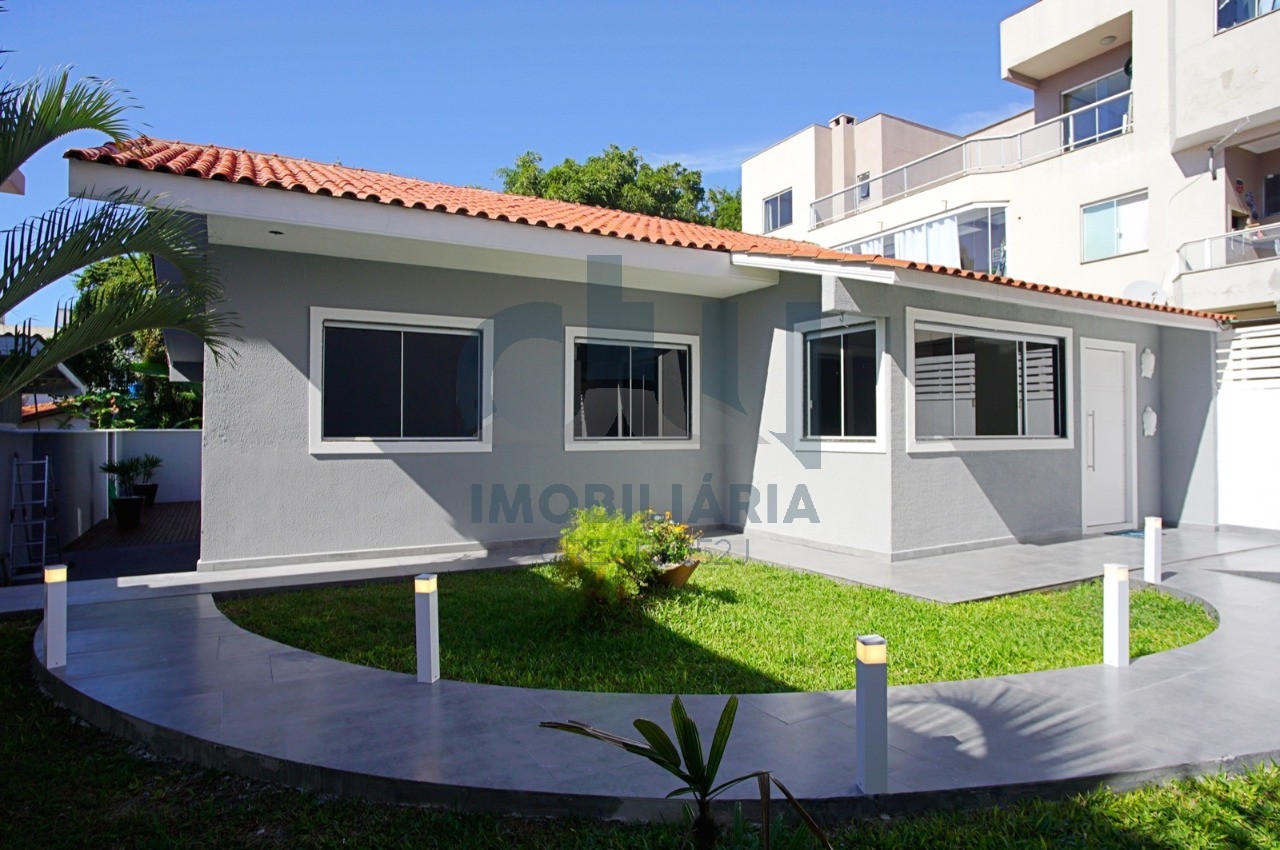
[
  {"left": 1175, "top": 223, "right": 1280, "bottom": 312},
  {"left": 1178, "top": 223, "right": 1280, "bottom": 273},
  {"left": 810, "top": 91, "right": 1133, "bottom": 229}
]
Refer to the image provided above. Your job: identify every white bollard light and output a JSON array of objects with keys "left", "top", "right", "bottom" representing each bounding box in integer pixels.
[
  {"left": 1103, "top": 563, "right": 1130, "bottom": 668},
  {"left": 44, "top": 565, "right": 68, "bottom": 670},
  {"left": 415, "top": 573, "right": 440, "bottom": 683},
  {"left": 1144, "top": 517, "right": 1163, "bottom": 584},
  {"left": 854, "top": 634, "right": 888, "bottom": 795}
]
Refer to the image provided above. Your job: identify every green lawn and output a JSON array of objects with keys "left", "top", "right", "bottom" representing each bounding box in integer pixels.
[
  {"left": 219, "top": 559, "right": 1215, "bottom": 694},
  {"left": 2, "top": 617, "right": 1277, "bottom": 849}
]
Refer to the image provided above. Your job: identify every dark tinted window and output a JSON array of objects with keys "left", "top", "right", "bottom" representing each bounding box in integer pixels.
[
  {"left": 323, "top": 327, "right": 402, "bottom": 438},
  {"left": 914, "top": 327, "right": 1064, "bottom": 439},
  {"left": 323, "top": 324, "right": 481, "bottom": 440},
  {"left": 403, "top": 332, "right": 480, "bottom": 438},
  {"left": 573, "top": 342, "right": 690, "bottom": 439},
  {"left": 805, "top": 326, "right": 877, "bottom": 438}
]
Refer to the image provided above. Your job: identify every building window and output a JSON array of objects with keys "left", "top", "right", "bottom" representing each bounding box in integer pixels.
[
  {"left": 571, "top": 338, "right": 692, "bottom": 441},
  {"left": 763, "top": 189, "right": 793, "bottom": 232},
  {"left": 1218, "top": 0, "right": 1280, "bottom": 32},
  {"left": 1082, "top": 192, "right": 1148, "bottom": 261},
  {"left": 842, "top": 206, "right": 1005, "bottom": 273},
  {"left": 857, "top": 171, "right": 871, "bottom": 201},
  {"left": 1266, "top": 174, "right": 1279, "bottom": 218},
  {"left": 1062, "top": 69, "right": 1131, "bottom": 149},
  {"left": 804, "top": 324, "right": 877, "bottom": 439},
  {"left": 913, "top": 323, "right": 1066, "bottom": 441},
  {"left": 309, "top": 307, "right": 492, "bottom": 454}
]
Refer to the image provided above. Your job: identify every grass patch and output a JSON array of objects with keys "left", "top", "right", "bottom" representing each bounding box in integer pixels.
[
  {"left": 2, "top": 617, "right": 1277, "bottom": 848},
  {"left": 220, "top": 559, "right": 1215, "bottom": 694}
]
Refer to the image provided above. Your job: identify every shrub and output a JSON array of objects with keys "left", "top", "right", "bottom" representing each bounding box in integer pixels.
[
  {"left": 555, "top": 506, "right": 656, "bottom": 606},
  {"left": 644, "top": 511, "right": 702, "bottom": 565}
]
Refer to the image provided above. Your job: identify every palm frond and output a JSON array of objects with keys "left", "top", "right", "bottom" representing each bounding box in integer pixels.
[
  {"left": 0, "top": 284, "right": 236, "bottom": 403},
  {"left": 0, "top": 68, "right": 134, "bottom": 184},
  {"left": 0, "top": 193, "right": 218, "bottom": 319}
]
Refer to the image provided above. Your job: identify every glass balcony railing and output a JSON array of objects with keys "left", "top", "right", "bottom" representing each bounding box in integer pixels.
[
  {"left": 1178, "top": 222, "right": 1280, "bottom": 273},
  {"left": 810, "top": 91, "right": 1133, "bottom": 229}
]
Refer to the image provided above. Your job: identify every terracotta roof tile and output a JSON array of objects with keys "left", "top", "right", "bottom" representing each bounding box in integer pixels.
[{"left": 65, "top": 138, "right": 1232, "bottom": 323}]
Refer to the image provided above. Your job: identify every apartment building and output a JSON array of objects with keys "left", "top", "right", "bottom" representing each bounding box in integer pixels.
[
  {"left": 743, "top": 0, "right": 1280, "bottom": 320},
  {"left": 742, "top": 0, "right": 1280, "bottom": 533}
]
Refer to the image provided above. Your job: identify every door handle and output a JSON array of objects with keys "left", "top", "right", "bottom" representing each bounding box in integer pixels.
[{"left": 1087, "top": 411, "right": 1096, "bottom": 471}]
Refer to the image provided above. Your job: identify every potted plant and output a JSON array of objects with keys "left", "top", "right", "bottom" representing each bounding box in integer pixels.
[
  {"left": 645, "top": 512, "right": 703, "bottom": 588},
  {"left": 100, "top": 457, "right": 145, "bottom": 532},
  {"left": 133, "top": 453, "right": 164, "bottom": 506}
]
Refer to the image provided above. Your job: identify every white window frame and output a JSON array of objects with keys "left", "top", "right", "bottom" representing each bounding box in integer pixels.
[
  {"left": 1081, "top": 190, "right": 1148, "bottom": 263},
  {"left": 790, "top": 315, "right": 888, "bottom": 453},
  {"left": 308, "top": 306, "right": 494, "bottom": 455},
  {"left": 905, "top": 307, "right": 1075, "bottom": 454},
  {"left": 563, "top": 326, "right": 701, "bottom": 452},
  {"left": 763, "top": 189, "right": 793, "bottom": 233}
]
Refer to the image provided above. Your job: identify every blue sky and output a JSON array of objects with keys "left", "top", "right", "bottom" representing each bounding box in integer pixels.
[{"left": 5, "top": 0, "right": 1031, "bottom": 324}]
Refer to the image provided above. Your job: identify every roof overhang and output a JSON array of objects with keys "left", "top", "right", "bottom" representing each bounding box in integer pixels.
[
  {"left": 730, "top": 255, "right": 1223, "bottom": 332},
  {"left": 1001, "top": 6, "right": 1132, "bottom": 88},
  {"left": 69, "top": 160, "right": 779, "bottom": 300}
]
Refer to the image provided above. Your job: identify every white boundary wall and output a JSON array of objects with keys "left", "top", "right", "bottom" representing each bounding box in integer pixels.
[
  {"left": 1217, "top": 326, "right": 1280, "bottom": 531},
  {"left": 25, "top": 429, "right": 202, "bottom": 546}
]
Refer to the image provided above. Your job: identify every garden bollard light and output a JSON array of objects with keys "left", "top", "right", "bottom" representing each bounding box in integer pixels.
[
  {"left": 855, "top": 634, "right": 888, "bottom": 795},
  {"left": 415, "top": 573, "right": 440, "bottom": 684},
  {"left": 44, "top": 565, "right": 67, "bottom": 670},
  {"left": 1103, "top": 563, "right": 1129, "bottom": 668},
  {"left": 1144, "top": 517, "right": 1163, "bottom": 584}
]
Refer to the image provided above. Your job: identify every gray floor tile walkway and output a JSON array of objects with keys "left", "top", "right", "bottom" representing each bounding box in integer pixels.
[{"left": 29, "top": 529, "right": 1280, "bottom": 820}]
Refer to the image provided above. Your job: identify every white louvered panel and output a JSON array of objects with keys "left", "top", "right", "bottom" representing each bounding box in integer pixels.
[{"left": 1219, "top": 325, "right": 1280, "bottom": 388}]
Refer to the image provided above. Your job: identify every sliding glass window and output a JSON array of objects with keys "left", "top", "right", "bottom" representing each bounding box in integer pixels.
[
  {"left": 805, "top": 324, "right": 877, "bottom": 439},
  {"left": 573, "top": 341, "right": 691, "bottom": 440},
  {"left": 322, "top": 323, "right": 481, "bottom": 440},
  {"left": 842, "top": 206, "right": 1006, "bottom": 274},
  {"left": 913, "top": 324, "right": 1065, "bottom": 440}
]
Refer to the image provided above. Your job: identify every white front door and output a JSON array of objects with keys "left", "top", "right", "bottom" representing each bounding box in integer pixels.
[{"left": 1081, "top": 340, "right": 1135, "bottom": 531}]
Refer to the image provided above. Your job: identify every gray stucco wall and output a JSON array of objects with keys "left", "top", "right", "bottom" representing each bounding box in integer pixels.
[
  {"left": 1158, "top": 326, "right": 1219, "bottom": 528},
  {"left": 727, "top": 271, "right": 1213, "bottom": 558},
  {"left": 200, "top": 246, "right": 1219, "bottom": 568},
  {"left": 200, "top": 247, "right": 727, "bottom": 568}
]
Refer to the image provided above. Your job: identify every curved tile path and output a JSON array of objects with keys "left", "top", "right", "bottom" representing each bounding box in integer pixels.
[{"left": 32, "top": 535, "right": 1280, "bottom": 821}]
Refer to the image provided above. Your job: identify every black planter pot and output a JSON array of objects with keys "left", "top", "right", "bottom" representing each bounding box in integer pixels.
[
  {"left": 134, "top": 483, "right": 159, "bottom": 507},
  {"left": 114, "top": 496, "right": 145, "bottom": 532}
]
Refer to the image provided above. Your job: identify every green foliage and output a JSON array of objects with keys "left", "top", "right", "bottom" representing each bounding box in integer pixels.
[
  {"left": 65, "top": 255, "right": 204, "bottom": 428},
  {"left": 99, "top": 456, "right": 143, "bottom": 498},
  {"left": 543, "top": 696, "right": 831, "bottom": 850},
  {"left": 221, "top": 563, "right": 1217, "bottom": 695},
  {"left": 0, "top": 61, "right": 237, "bottom": 405},
  {"left": 707, "top": 187, "right": 742, "bottom": 231},
  {"left": 137, "top": 452, "right": 163, "bottom": 483},
  {"left": 555, "top": 506, "right": 656, "bottom": 606},
  {"left": 643, "top": 511, "right": 702, "bottom": 565},
  {"left": 497, "top": 145, "right": 742, "bottom": 230}
]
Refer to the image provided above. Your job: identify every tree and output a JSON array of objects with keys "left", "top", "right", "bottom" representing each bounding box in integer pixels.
[
  {"left": 496, "top": 145, "right": 742, "bottom": 230},
  {"left": 66, "top": 255, "right": 202, "bottom": 428},
  {"left": 0, "top": 66, "right": 236, "bottom": 405},
  {"left": 707, "top": 186, "right": 742, "bottom": 231}
]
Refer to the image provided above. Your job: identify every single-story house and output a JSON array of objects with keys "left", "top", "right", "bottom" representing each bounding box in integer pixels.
[{"left": 66, "top": 139, "right": 1229, "bottom": 570}]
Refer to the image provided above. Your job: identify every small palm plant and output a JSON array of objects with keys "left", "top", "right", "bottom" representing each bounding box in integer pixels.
[
  {"left": 542, "top": 695, "right": 831, "bottom": 850},
  {"left": 137, "top": 453, "right": 163, "bottom": 484},
  {"left": 1, "top": 64, "right": 238, "bottom": 406}
]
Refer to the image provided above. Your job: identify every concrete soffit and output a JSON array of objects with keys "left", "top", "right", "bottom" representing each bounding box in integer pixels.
[{"left": 67, "top": 160, "right": 778, "bottom": 300}]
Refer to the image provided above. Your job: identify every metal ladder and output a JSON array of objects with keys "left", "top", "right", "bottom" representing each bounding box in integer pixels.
[{"left": 5, "top": 453, "right": 60, "bottom": 584}]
